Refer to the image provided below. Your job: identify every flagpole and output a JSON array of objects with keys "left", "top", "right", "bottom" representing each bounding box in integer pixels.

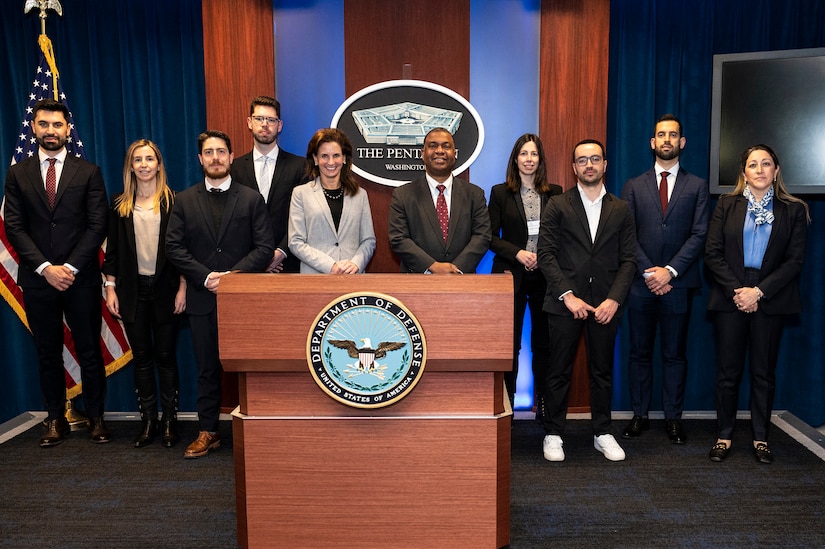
[{"left": 23, "top": 0, "right": 90, "bottom": 431}]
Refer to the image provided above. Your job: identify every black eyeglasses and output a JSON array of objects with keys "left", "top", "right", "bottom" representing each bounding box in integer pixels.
[{"left": 574, "top": 155, "right": 604, "bottom": 166}]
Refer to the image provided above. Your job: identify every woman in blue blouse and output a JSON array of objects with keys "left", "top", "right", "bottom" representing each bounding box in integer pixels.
[{"left": 705, "top": 144, "right": 809, "bottom": 464}]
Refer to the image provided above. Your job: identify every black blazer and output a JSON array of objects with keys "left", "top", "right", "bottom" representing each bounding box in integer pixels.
[
  {"left": 705, "top": 194, "right": 807, "bottom": 315},
  {"left": 488, "top": 182, "right": 562, "bottom": 291},
  {"left": 165, "top": 182, "right": 275, "bottom": 316},
  {"left": 538, "top": 187, "right": 636, "bottom": 316},
  {"left": 102, "top": 194, "right": 181, "bottom": 324},
  {"left": 230, "top": 148, "right": 306, "bottom": 272},
  {"left": 3, "top": 154, "right": 107, "bottom": 288},
  {"left": 388, "top": 176, "right": 491, "bottom": 273}
]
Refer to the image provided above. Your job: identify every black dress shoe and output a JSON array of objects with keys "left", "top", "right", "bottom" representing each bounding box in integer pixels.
[
  {"left": 754, "top": 443, "right": 773, "bottom": 464},
  {"left": 88, "top": 417, "right": 111, "bottom": 443},
  {"left": 665, "top": 419, "right": 687, "bottom": 445},
  {"left": 134, "top": 417, "right": 158, "bottom": 448},
  {"left": 161, "top": 418, "right": 179, "bottom": 448},
  {"left": 709, "top": 442, "right": 730, "bottom": 462},
  {"left": 621, "top": 415, "right": 649, "bottom": 439},
  {"left": 39, "top": 417, "right": 70, "bottom": 447}
]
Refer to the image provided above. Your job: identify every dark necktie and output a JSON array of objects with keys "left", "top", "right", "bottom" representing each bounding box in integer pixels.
[
  {"left": 46, "top": 158, "right": 57, "bottom": 209},
  {"left": 436, "top": 184, "right": 449, "bottom": 243},
  {"left": 207, "top": 187, "right": 227, "bottom": 232},
  {"left": 659, "top": 171, "right": 670, "bottom": 214}
]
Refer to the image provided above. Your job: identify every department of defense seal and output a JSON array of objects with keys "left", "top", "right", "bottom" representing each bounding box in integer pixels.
[{"left": 307, "top": 292, "right": 427, "bottom": 408}]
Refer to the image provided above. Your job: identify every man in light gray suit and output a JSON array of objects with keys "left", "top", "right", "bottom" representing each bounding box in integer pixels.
[{"left": 388, "top": 128, "right": 491, "bottom": 273}]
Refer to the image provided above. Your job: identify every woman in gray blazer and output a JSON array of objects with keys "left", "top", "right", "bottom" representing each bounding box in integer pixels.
[{"left": 288, "top": 128, "right": 375, "bottom": 274}]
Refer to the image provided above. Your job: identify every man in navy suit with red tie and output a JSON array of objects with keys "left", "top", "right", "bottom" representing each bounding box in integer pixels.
[
  {"left": 4, "top": 98, "right": 110, "bottom": 447},
  {"left": 620, "top": 114, "right": 709, "bottom": 444}
]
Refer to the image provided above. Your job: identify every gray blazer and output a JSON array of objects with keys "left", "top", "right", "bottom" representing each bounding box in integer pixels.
[
  {"left": 388, "top": 176, "right": 491, "bottom": 273},
  {"left": 287, "top": 180, "right": 376, "bottom": 274}
]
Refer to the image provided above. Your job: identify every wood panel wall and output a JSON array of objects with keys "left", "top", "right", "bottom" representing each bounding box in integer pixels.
[
  {"left": 202, "top": 0, "right": 275, "bottom": 154},
  {"left": 540, "top": 0, "right": 611, "bottom": 191},
  {"left": 344, "top": 0, "right": 471, "bottom": 273},
  {"left": 202, "top": 0, "right": 277, "bottom": 410}
]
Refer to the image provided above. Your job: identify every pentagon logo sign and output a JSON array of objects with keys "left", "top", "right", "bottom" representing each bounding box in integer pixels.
[
  {"left": 307, "top": 292, "right": 427, "bottom": 408},
  {"left": 331, "top": 79, "right": 485, "bottom": 187}
]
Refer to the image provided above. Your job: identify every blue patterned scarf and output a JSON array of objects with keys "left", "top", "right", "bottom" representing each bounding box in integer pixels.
[{"left": 744, "top": 186, "right": 775, "bottom": 225}]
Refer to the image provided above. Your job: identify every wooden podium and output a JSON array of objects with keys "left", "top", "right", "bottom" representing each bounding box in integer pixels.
[{"left": 217, "top": 274, "right": 512, "bottom": 548}]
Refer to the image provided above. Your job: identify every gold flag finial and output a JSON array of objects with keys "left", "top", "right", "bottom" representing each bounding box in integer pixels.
[{"left": 24, "top": 0, "right": 63, "bottom": 100}]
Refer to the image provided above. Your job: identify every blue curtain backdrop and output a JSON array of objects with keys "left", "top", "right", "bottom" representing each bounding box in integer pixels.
[
  {"left": 607, "top": 0, "right": 825, "bottom": 426},
  {"left": 0, "top": 0, "right": 206, "bottom": 424}
]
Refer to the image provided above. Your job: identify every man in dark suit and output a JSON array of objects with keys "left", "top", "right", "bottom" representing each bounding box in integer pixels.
[
  {"left": 538, "top": 139, "right": 636, "bottom": 462},
  {"left": 620, "top": 115, "right": 709, "bottom": 445},
  {"left": 166, "top": 130, "right": 274, "bottom": 458},
  {"left": 230, "top": 96, "right": 305, "bottom": 273},
  {"left": 388, "top": 127, "right": 490, "bottom": 274},
  {"left": 3, "top": 98, "right": 110, "bottom": 446}
]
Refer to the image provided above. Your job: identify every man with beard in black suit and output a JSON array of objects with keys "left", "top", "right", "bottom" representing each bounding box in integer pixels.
[{"left": 166, "top": 129, "right": 274, "bottom": 458}]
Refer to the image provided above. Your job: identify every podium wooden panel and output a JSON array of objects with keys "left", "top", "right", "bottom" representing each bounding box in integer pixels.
[{"left": 218, "top": 274, "right": 512, "bottom": 548}]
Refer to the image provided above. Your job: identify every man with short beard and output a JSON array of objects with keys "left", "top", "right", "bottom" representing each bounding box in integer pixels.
[
  {"left": 537, "top": 139, "right": 636, "bottom": 463},
  {"left": 231, "top": 96, "right": 306, "bottom": 273},
  {"left": 620, "top": 114, "right": 709, "bottom": 445},
  {"left": 166, "top": 130, "right": 274, "bottom": 458},
  {"left": 4, "top": 98, "right": 110, "bottom": 447}
]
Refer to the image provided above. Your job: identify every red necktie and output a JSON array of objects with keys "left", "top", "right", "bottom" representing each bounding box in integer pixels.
[
  {"left": 659, "top": 171, "right": 670, "bottom": 214},
  {"left": 46, "top": 158, "right": 57, "bottom": 209},
  {"left": 436, "top": 184, "right": 449, "bottom": 243}
]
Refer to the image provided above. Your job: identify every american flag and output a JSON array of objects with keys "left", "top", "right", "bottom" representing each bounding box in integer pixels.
[{"left": 0, "top": 52, "right": 131, "bottom": 399}]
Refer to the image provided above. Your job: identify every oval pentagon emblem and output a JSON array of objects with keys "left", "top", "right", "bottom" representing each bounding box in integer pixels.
[
  {"left": 331, "top": 79, "right": 485, "bottom": 187},
  {"left": 307, "top": 292, "right": 427, "bottom": 408}
]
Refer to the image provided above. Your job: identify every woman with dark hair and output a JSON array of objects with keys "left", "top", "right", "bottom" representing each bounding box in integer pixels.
[
  {"left": 288, "top": 128, "right": 375, "bottom": 274},
  {"left": 705, "top": 144, "right": 809, "bottom": 464},
  {"left": 103, "top": 139, "right": 186, "bottom": 447},
  {"left": 488, "top": 134, "right": 562, "bottom": 410}
]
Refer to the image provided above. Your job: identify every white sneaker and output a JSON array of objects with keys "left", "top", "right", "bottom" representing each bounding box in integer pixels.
[
  {"left": 594, "top": 434, "right": 626, "bottom": 461},
  {"left": 543, "top": 435, "right": 565, "bottom": 462}
]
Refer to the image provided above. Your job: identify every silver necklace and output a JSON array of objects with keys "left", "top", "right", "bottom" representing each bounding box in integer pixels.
[{"left": 322, "top": 187, "right": 344, "bottom": 200}]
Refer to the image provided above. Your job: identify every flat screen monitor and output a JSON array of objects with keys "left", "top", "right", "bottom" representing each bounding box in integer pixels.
[{"left": 710, "top": 47, "right": 825, "bottom": 195}]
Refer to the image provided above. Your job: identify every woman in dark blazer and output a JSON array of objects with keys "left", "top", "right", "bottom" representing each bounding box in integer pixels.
[
  {"left": 488, "top": 134, "right": 562, "bottom": 411},
  {"left": 705, "top": 144, "right": 809, "bottom": 464},
  {"left": 103, "top": 140, "right": 186, "bottom": 447}
]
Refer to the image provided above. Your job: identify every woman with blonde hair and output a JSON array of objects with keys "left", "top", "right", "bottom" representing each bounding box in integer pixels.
[{"left": 103, "top": 139, "right": 186, "bottom": 447}]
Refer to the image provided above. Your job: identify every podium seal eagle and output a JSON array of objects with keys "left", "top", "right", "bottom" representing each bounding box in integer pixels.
[{"left": 307, "top": 292, "right": 427, "bottom": 408}]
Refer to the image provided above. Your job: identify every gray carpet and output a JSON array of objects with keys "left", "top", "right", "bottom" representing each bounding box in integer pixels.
[
  {"left": 1, "top": 417, "right": 823, "bottom": 548},
  {"left": 0, "top": 419, "right": 236, "bottom": 549},
  {"left": 510, "top": 418, "right": 825, "bottom": 548}
]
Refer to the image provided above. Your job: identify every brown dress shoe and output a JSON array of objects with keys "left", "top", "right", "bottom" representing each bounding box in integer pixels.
[
  {"left": 40, "top": 418, "right": 70, "bottom": 447},
  {"left": 88, "top": 417, "right": 112, "bottom": 443},
  {"left": 184, "top": 431, "right": 220, "bottom": 459}
]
